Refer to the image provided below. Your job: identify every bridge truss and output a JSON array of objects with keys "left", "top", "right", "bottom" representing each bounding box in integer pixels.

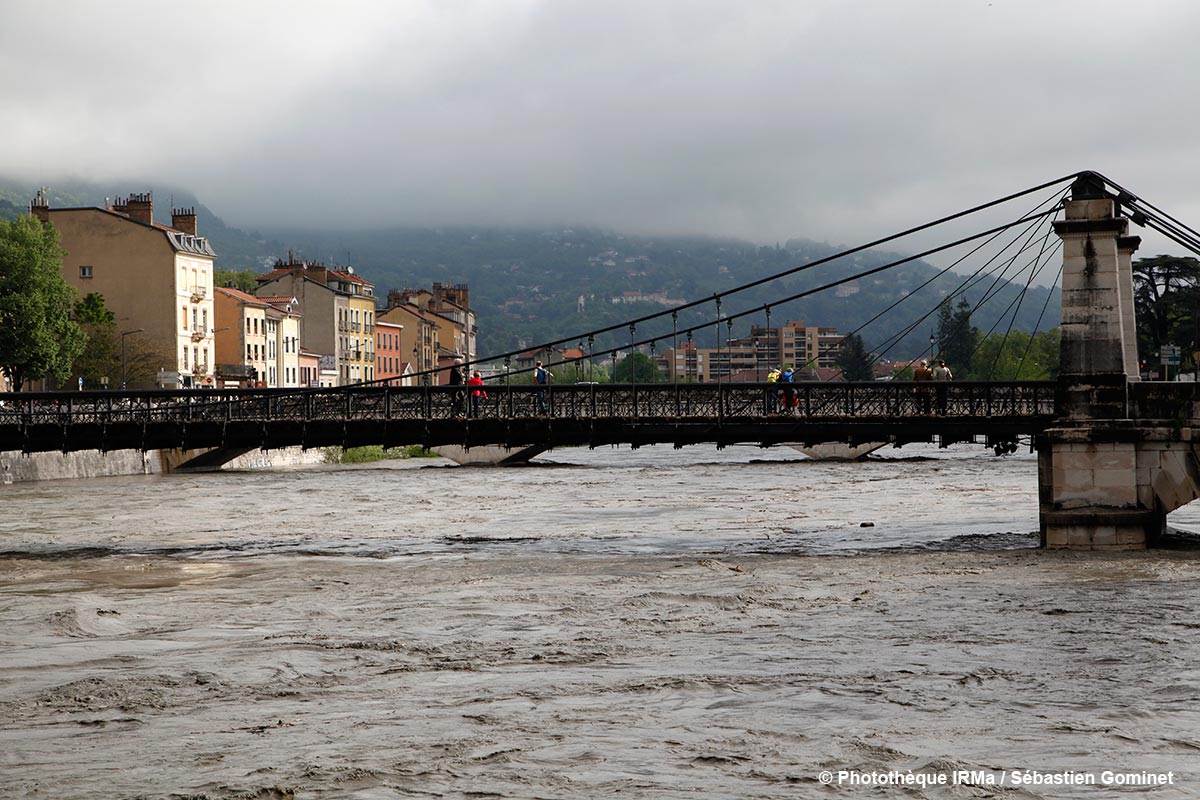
[{"left": 0, "top": 381, "right": 1055, "bottom": 456}]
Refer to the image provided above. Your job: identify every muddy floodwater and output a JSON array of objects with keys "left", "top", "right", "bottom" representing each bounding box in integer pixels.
[{"left": 2, "top": 443, "right": 1199, "bottom": 798}]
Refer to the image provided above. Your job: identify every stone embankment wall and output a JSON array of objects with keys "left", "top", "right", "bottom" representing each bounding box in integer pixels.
[{"left": 0, "top": 447, "right": 327, "bottom": 485}]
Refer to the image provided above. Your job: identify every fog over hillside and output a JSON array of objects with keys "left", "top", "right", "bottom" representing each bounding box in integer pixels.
[{"left": 0, "top": 176, "right": 1060, "bottom": 359}]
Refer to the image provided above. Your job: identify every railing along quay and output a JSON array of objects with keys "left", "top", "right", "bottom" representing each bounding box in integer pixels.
[{"left": 0, "top": 381, "right": 1057, "bottom": 455}]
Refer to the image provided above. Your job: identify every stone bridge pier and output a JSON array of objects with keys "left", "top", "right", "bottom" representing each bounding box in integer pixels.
[{"left": 1039, "top": 173, "right": 1200, "bottom": 548}]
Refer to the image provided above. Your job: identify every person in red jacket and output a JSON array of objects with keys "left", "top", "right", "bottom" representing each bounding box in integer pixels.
[{"left": 468, "top": 370, "right": 487, "bottom": 417}]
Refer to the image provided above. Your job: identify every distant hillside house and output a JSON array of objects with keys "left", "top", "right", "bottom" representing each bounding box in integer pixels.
[
  {"left": 610, "top": 291, "right": 686, "bottom": 306},
  {"left": 31, "top": 189, "right": 216, "bottom": 389}
]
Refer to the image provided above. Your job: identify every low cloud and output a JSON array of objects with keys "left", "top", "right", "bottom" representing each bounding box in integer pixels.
[{"left": 3, "top": 0, "right": 1198, "bottom": 257}]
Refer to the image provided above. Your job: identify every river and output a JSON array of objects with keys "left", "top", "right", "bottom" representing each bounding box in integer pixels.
[{"left": 1, "top": 443, "right": 1198, "bottom": 798}]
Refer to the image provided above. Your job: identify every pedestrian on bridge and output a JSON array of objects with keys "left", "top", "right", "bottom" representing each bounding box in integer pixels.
[
  {"left": 932, "top": 359, "right": 952, "bottom": 414},
  {"left": 448, "top": 359, "right": 466, "bottom": 417},
  {"left": 765, "top": 367, "right": 781, "bottom": 414},
  {"left": 913, "top": 359, "right": 934, "bottom": 414},
  {"left": 535, "top": 361, "right": 553, "bottom": 415},
  {"left": 468, "top": 370, "right": 487, "bottom": 417},
  {"left": 778, "top": 365, "right": 796, "bottom": 414}
]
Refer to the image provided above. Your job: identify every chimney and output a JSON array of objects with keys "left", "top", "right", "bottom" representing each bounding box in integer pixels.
[
  {"left": 29, "top": 188, "right": 50, "bottom": 223},
  {"left": 172, "top": 206, "right": 197, "bottom": 235},
  {"left": 125, "top": 192, "right": 153, "bottom": 225},
  {"left": 111, "top": 195, "right": 129, "bottom": 215}
]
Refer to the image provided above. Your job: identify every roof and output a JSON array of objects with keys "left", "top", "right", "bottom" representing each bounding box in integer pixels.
[
  {"left": 380, "top": 303, "right": 440, "bottom": 326},
  {"left": 45, "top": 205, "right": 216, "bottom": 257},
  {"left": 256, "top": 295, "right": 298, "bottom": 307},
  {"left": 215, "top": 286, "right": 269, "bottom": 307},
  {"left": 256, "top": 263, "right": 373, "bottom": 288}
]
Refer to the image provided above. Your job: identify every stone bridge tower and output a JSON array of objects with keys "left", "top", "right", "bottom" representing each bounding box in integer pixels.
[{"left": 1040, "top": 172, "right": 1200, "bottom": 548}]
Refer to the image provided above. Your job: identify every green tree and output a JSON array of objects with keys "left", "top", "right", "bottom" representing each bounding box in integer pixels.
[
  {"left": 215, "top": 268, "right": 259, "bottom": 293},
  {"left": 965, "top": 328, "right": 1060, "bottom": 380},
  {"left": 835, "top": 332, "right": 874, "bottom": 381},
  {"left": 70, "top": 292, "right": 119, "bottom": 388},
  {"left": 0, "top": 216, "right": 85, "bottom": 390},
  {"left": 935, "top": 295, "right": 979, "bottom": 377},
  {"left": 1132, "top": 255, "right": 1200, "bottom": 370},
  {"left": 613, "top": 352, "right": 664, "bottom": 383}
]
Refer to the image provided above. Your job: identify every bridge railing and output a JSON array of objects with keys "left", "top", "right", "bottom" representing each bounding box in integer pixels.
[{"left": 0, "top": 381, "right": 1056, "bottom": 425}]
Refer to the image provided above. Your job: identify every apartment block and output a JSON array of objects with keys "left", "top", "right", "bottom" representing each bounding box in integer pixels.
[
  {"left": 31, "top": 190, "right": 216, "bottom": 388},
  {"left": 255, "top": 254, "right": 375, "bottom": 385},
  {"left": 656, "top": 321, "right": 845, "bottom": 382}
]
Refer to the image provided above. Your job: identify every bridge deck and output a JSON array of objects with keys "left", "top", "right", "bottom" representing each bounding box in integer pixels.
[{"left": 0, "top": 381, "right": 1056, "bottom": 455}]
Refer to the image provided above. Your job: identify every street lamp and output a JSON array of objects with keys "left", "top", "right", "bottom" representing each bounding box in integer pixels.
[
  {"left": 929, "top": 331, "right": 936, "bottom": 362},
  {"left": 121, "top": 328, "right": 145, "bottom": 390}
]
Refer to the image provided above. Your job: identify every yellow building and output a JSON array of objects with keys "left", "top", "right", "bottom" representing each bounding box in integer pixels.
[
  {"left": 255, "top": 255, "right": 375, "bottom": 385},
  {"left": 32, "top": 190, "right": 217, "bottom": 389}
]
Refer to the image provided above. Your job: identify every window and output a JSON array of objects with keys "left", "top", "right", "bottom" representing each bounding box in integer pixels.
[{"left": 79, "top": 265, "right": 93, "bottom": 279}]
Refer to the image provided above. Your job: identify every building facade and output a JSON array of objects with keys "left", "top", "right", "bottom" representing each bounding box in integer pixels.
[
  {"left": 377, "top": 297, "right": 439, "bottom": 384},
  {"left": 254, "top": 254, "right": 375, "bottom": 385},
  {"left": 374, "top": 319, "right": 408, "bottom": 384},
  {"left": 213, "top": 288, "right": 301, "bottom": 387},
  {"left": 656, "top": 321, "right": 845, "bottom": 382},
  {"left": 31, "top": 191, "right": 217, "bottom": 388}
]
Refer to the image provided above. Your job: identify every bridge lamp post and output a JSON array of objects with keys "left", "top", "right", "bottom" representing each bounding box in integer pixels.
[
  {"left": 120, "top": 328, "right": 145, "bottom": 390},
  {"left": 929, "top": 331, "right": 936, "bottom": 362}
]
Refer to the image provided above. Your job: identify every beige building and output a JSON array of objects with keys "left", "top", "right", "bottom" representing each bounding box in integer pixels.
[
  {"left": 377, "top": 300, "right": 440, "bottom": 383},
  {"left": 255, "top": 255, "right": 375, "bottom": 385},
  {"left": 258, "top": 295, "right": 302, "bottom": 388},
  {"left": 213, "top": 288, "right": 302, "bottom": 388},
  {"left": 381, "top": 285, "right": 479, "bottom": 383},
  {"left": 31, "top": 190, "right": 216, "bottom": 388},
  {"left": 429, "top": 283, "right": 477, "bottom": 364}
]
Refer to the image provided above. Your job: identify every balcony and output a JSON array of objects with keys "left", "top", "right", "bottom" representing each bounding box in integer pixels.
[
  {"left": 190, "top": 286, "right": 207, "bottom": 303},
  {"left": 350, "top": 322, "right": 362, "bottom": 332},
  {"left": 190, "top": 326, "right": 208, "bottom": 341},
  {"left": 338, "top": 321, "right": 349, "bottom": 332}
]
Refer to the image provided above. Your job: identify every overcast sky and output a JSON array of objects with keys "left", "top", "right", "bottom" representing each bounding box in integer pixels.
[{"left": 3, "top": 0, "right": 1198, "bottom": 259}]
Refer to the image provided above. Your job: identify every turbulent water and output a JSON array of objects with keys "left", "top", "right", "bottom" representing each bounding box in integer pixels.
[{"left": 1, "top": 443, "right": 1199, "bottom": 798}]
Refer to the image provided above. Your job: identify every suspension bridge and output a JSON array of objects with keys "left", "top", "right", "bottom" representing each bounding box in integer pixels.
[{"left": 4, "top": 171, "right": 1200, "bottom": 550}]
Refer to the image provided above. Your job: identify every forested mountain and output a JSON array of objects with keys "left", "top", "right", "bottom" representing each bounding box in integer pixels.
[
  {"left": 1, "top": 177, "right": 1060, "bottom": 359},
  {"left": 0, "top": 178, "right": 281, "bottom": 271}
]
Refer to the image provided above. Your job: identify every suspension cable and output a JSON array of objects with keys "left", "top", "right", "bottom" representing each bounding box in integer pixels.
[{"left": 376, "top": 174, "right": 1084, "bottom": 384}]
